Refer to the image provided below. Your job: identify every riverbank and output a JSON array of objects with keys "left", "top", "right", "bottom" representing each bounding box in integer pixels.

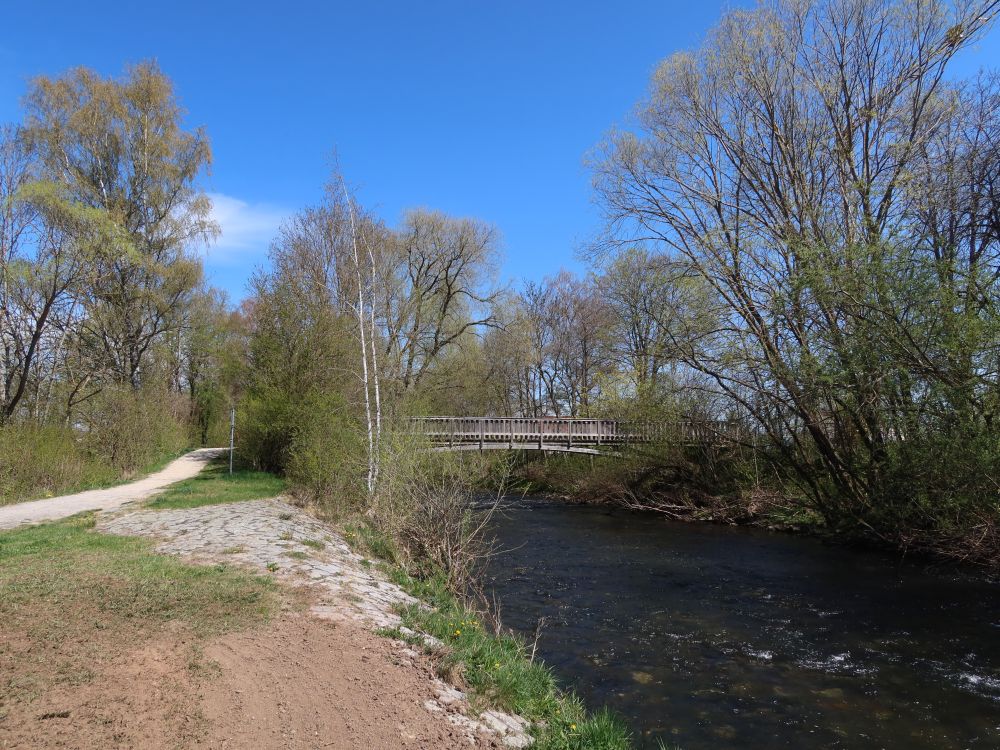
[
  {"left": 335, "top": 513, "right": 635, "bottom": 749},
  {"left": 2, "top": 461, "right": 636, "bottom": 748},
  {"left": 513, "top": 452, "right": 1000, "bottom": 572},
  {"left": 0, "top": 466, "right": 515, "bottom": 748}
]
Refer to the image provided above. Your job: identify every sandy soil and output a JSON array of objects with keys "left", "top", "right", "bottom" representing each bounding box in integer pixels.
[
  {"left": 0, "top": 614, "right": 497, "bottom": 750},
  {"left": 0, "top": 448, "right": 224, "bottom": 530}
]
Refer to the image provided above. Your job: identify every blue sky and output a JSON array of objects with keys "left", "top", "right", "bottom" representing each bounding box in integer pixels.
[{"left": 2, "top": 1, "right": 998, "bottom": 300}]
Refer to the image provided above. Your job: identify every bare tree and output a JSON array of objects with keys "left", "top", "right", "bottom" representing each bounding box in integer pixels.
[
  {"left": 383, "top": 210, "right": 502, "bottom": 389},
  {"left": 595, "top": 0, "right": 1000, "bottom": 522}
]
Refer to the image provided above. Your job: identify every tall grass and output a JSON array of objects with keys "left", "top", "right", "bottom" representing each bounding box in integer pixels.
[{"left": 0, "top": 424, "right": 117, "bottom": 505}]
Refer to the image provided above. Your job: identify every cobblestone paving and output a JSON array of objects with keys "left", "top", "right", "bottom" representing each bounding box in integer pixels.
[
  {"left": 101, "top": 499, "right": 416, "bottom": 628},
  {"left": 98, "top": 498, "right": 532, "bottom": 748}
]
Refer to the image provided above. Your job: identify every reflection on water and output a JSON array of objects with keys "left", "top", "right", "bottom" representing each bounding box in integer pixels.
[{"left": 482, "top": 498, "right": 1000, "bottom": 749}]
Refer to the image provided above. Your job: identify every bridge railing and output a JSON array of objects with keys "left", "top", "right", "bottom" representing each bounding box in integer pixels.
[{"left": 409, "top": 417, "right": 741, "bottom": 448}]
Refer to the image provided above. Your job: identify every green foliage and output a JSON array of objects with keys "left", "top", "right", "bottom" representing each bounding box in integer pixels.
[
  {"left": 0, "top": 389, "right": 190, "bottom": 506},
  {"left": 237, "top": 245, "right": 367, "bottom": 515},
  {"left": 146, "top": 459, "right": 286, "bottom": 510},
  {"left": 389, "top": 569, "right": 633, "bottom": 749},
  {"left": 83, "top": 385, "right": 190, "bottom": 474},
  {"left": 0, "top": 424, "right": 116, "bottom": 505}
]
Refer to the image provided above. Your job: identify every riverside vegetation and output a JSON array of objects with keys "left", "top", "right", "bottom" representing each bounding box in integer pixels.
[{"left": 2, "top": 0, "right": 999, "bottom": 747}]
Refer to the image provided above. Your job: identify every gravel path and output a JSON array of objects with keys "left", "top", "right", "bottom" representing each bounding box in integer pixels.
[{"left": 0, "top": 448, "right": 224, "bottom": 531}]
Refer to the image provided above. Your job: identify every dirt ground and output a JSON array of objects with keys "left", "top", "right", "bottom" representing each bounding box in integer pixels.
[{"left": 0, "top": 613, "right": 497, "bottom": 750}]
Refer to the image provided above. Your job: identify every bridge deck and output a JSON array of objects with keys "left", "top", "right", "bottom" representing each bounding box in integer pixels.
[{"left": 411, "top": 417, "right": 738, "bottom": 451}]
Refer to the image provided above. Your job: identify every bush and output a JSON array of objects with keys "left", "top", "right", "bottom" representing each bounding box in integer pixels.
[
  {"left": 0, "top": 424, "right": 116, "bottom": 505},
  {"left": 0, "top": 386, "right": 192, "bottom": 506},
  {"left": 285, "top": 403, "right": 365, "bottom": 515},
  {"left": 82, "top": 385, "right": 189, "bottom": 474},
  {"left": 369, "top": 436, "right": 505, "bottom": 589},
  {"left": 238, "top": 385, "right": 365, "bottom": 514}
]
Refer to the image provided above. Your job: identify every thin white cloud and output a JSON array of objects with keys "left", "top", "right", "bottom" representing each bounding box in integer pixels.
[{"left": 202, "top": 192, "right": 289, "bottom": 263}]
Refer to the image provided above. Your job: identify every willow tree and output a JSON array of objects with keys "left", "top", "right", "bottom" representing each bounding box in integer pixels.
[
  {"left": 22, "top": 62, "right": 216, "bottom": 389},
  {"left": 595, "top": 0, "right": 1000, "bottom": 550}
]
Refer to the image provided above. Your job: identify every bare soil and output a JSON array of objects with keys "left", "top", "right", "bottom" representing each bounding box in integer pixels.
[{"left": 0, "top": 614, "right": 495, "bottom": 749}]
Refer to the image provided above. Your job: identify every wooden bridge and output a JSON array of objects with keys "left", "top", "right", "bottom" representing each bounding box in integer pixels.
[{"left": 411, "top": 417, "right": 741, "bottom": 455}]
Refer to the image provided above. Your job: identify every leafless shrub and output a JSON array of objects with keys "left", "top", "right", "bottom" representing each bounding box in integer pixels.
[{"left": 370, "top": 433, "right": 513, "bottom": 591}]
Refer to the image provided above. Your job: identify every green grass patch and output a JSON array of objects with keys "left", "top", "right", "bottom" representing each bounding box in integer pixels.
[
  {"left": 0, "top": 513, "right": 278, "bottom": 634},
  {"left": 146, "top": 460, "right": 286, "bottom": 510},
  {"left": 342, "top": 520, "right": 399, "bottom": 562},
  {"left": 388, "top": 568, "right": 633, "bottom": 750},
  {"left": 0, "top": 513, "right": 279, "bottom": 705}
]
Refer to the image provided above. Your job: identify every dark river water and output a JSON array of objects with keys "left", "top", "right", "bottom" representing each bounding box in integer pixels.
[{"left": 482, "top": 497, "right": 1000, "bottom": 749}]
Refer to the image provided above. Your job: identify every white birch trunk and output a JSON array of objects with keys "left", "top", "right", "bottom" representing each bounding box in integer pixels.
[
  {"left": 364, "top": 233, "right": 382, "bottom": 487},
  {"left": 343, "top": 179, "right": 376, "bottom": 495}
]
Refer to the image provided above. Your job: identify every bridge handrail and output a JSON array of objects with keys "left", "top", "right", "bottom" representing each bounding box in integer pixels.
[{"left": 408, "top": 416, "right": 743, "bottom": 444}]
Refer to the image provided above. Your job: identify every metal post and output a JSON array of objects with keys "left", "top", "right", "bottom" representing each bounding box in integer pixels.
[
  {"left": 479, "top": 419, "right": 484, "bottom": 452},
  {"left": 229, "top": 406, "right": 235, "bottom": 475}
]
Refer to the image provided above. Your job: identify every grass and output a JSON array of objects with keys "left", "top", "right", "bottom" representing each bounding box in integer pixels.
[
  {"left": 382, "top": 565, "right": 633, "bottom": 750},
  {"left": 146, "top": 460, "right": 286, "bottom": 509},
  {"left": 340, "top": 519, "right": 632, "bottom": 748},
  {"left": 0, "top": 513, "right": 279, "bottom": 706}
]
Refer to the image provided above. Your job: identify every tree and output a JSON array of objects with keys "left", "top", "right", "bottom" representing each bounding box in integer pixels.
[
  {"left": 595, "top": 0, "right": 1000, "bottom": 540},
  {"left": 383, "top": 209, "right": 502, "bottom": 390},
  {"left": 22, "top": 62, "right": 216, "bottom": 388}
]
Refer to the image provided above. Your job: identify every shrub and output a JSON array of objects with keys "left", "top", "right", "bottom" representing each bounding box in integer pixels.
[
  {"left": 370, "top": 435, "right": 507, "bottom": 589},
  {"left": 82, "top": 385, "right": 189, "bottom": 474},
  {"left": 0, "top": 424, "right": 115, "bottom": 505},
  {"left": 0, "top": 385, "right": 192, "bottom": 506}
]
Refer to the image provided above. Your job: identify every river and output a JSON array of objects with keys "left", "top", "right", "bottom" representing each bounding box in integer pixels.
[{"left": 482, "top": 497, "right": 1000, "bottom": 749}]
